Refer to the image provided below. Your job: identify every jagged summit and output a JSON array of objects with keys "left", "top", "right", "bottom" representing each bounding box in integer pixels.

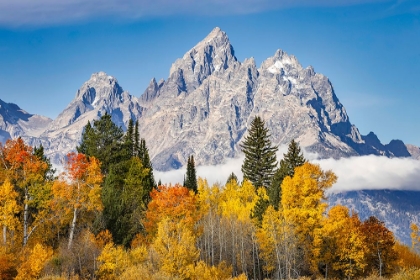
[{"left": 2, "top": 27, "right": 415, "bottom": 171}]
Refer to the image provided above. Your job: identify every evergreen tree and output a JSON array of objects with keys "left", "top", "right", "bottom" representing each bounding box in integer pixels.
[
  {"left": 139, "top": 138, "right": 156, "bottom": 192},
  {"left": 134, "top": 120, "right": 140, "bottom": 156},
  {"left": 269, "top": 139, "right": 306, "bottom": 210},
  {"left": 77, "top": 113, "right": 124, "bottom": 174},
  {"left": 240, "top": 116, "right": 278, "bottom": 189},
  {"left": 226, "top": 172, "right": 238, "bottom": 185},
  {"left": 77, "top": 121, "right": 94, "bottom": 155},
  {"left": 185, "top": 155, "right": 198, "bottom": 193},
  {"left": 251, "top": 190, "right": 270, "bottom": 227},
  {"left": 123, "top": 118, "right": 135, "bottom": 158},
  {"left": 33, "top": 144, "right": 55, "bottom": 181}
]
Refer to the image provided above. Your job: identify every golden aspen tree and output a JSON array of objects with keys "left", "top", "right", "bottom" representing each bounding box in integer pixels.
[
  {"left": 361, "top": 216, "right": 397, "bottom": 277},
  {"left": 197, "top": 178, "right": 222, "bottom": 266},
  {"left": 281, "top": 162, "right": 336, "bottom": 275},
  {"left": 0, "top": 179, "right": 20, "bottom": 245},
  {"left": 218, "top": 179, "right": 258, "bottom": 277},
  {"left": 0, "top": 246, "right": 16, "bottom": 279},
  {"left": 15, "top": 243, "right": 53, "bottom": 280},
  {"left": 152, "top": 217, "right": 199, "bottom": 279},
  {"left": 393, "top": 241, "right": 420, "bottom": 269},
  {"left": 315, "top": 205, "right": 366, "bottom": 279},
  {"left": 0, "top": 138, "right": 49, "bottom": 246},
  {"left": 51, "top": 152, "right": 103, "bottom": 249},
  {"left": 256, "top": 205, "right": 298, "bottom": 278},
  {"left": 97, "top": 244, "right": 146, "bottom": 279},
  {"left": 144, "top": 184, "right": 200, "bottom": 242},
  {"left": 411, "top": 223, "right": 420, "bottom": 254}
]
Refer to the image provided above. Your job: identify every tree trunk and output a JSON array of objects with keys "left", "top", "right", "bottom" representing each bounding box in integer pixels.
[
  {"left": 23, "top": 190, "right": 29, "bottom": 246},
  {"left": 3, "top": 225, "right": 6, "bottom": 245},
  {"left": 68, "top": 207, "right": 78, "bottom": 249}
]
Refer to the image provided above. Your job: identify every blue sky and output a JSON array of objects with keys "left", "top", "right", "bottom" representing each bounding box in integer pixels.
[{"left": 0, "top": 0, "right": 419, "bottom": 146}]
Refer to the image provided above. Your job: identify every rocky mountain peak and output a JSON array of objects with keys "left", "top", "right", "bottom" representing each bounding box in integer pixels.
[
  {"left": 75, "top": 71, "right": 123, "bottom": 105},
  {"left": 167, "top": 27, "right": 238, "bottom": 93},
  {"left": 260, "top": 49, "right": 302, "bottom": 75}
]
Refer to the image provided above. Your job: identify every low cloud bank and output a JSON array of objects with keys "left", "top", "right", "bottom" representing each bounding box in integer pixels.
[
  {"left": 314, "top": 155, "right": 420, "bottom": 193},
  {"left": 155, "top": 151, "right": 420, "bottom": 194}
]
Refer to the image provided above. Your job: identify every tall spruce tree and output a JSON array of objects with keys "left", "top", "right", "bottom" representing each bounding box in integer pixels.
[
  {"left": 33, "top": 144, "right": 55, "bottom": 181},
  {"left": 240, "top": 116, "right": 278, "bottom": 189},
  {"left": 77, "top": 113, "right": 124, "bottom": 174},
  {"left": 185, "top": 155, "right": 198, "bottom": 193},
  {"left": 269, "top": 139, "right": 306, "bottom": 210}
]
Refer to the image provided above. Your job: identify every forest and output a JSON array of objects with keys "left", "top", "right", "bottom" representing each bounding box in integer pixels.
[{"left": 0, "top": 114, "right": 420, "bottom": 280}]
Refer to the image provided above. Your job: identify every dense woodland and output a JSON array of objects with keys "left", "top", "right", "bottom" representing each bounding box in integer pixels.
[{"left": 0, "top": 114, "right": 420, "bottom": 280}]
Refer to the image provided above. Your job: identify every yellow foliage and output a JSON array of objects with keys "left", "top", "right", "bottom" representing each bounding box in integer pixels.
[
  {"left": 281, "top": 162, "right": 336, "bottom": 273},
  {"left": 152, "top": 217, "right": 199, "bottom": 278},
  {"left": 315, "top": 205, "right": 366, "bottom": 278},
  {"left": 390, "top": 267, "right": 420, "bottom": 280},
  {"left": 411, "top": 223, "right": 420, "bottom": 254},
  {"left": 186, "top": 260, "right": 232, "bottom": 279},
  {"left": 16, "top": 243, "right": 53, "bottom": 280},
  {"left": 394, "top": 241, "right": 420, "bottom": 269},
  {"left": 0, "top": 179, "right": 21, "bottom": 245}
]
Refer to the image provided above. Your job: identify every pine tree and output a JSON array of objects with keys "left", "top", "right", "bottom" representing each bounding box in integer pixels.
[
  {"left": 77, "top": 113, "right": 124, "bottom": 174},
  {"left": 226, "top": 172, "right": 238, "bottom": 185},
  {"left": 269, "top": 139, "right": 305, "bottom": 210},
  {"left": 139, "top": 138, "right": 156, "bottom": 192},
  {"left": 33, "top": 144, "right": 55, "bottom": 181},
  {"left": 185, "top": 155, "right": 198, "bottom": 193},
  {"left": 240, "top": 116, "right": 278, "bottom": 189}
]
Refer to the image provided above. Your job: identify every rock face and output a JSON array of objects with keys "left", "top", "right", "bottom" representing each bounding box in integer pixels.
[
  {"left": 0, "top": 27, "right": 413, "bottom": 170},
  {"left": 0, "top": 99, "right": 52, "bottom": 143},
  {"left": 137, "top": 27, "right": 409, "bottom": 170},
  {"left": 406, "top": 144, "right": 420, "bottom": 159},
  {"left": 22, "top": 72, "right": 144, "bottom": 164}
]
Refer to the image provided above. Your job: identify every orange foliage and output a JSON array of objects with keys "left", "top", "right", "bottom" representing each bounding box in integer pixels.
[
  {"left": 0, "top": 247, "right": 16, "bottom": 280},
  {"left": 144, "top": 184, "right": 201, "bottom": 241},
  {"left": 0, "top": 138, "right": 47, "bottom": 185},
  {"left": 394, "top": 241, "right": 420, "bottom": 269}
]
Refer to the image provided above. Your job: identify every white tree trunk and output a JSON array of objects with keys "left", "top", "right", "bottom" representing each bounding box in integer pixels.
[{"left": 68, "top": 207, "right": 78, "bottom": 249}]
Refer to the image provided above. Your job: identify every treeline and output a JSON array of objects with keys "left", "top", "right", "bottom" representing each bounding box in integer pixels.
[{"left": 0, "top": 115, "right": 419, "bottom": 279}]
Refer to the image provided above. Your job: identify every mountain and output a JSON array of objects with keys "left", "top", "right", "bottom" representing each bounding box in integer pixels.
[
  {"left": 137, "top": 27, "right": 410, "bottom": 170},
  {"left": 328, "top": 190, "right": 420, "bottom": 244},
  {"left": 0, "top": 27, "right": 415, "bottom": 170},
  {"left": 0, "top": 99, "right": 52, "bottom": 143},
  {"left": 1, "top": 27, "right": 419, "bottom": 245},
  {"left": 22, "top": 72, "right": 143, "bottom": 164}
]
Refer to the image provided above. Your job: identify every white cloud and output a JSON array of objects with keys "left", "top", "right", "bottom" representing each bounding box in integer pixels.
[
  {"left": 0, "top": 0, "right": 390, "bottom": 27},
  {"left": 156, "top": 151, "right": 420, "bottom": 194},
  {"left": 315, "top": 155, "right": 420, "bottom": 193}
]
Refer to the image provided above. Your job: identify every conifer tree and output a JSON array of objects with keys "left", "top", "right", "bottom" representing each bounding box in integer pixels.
[
  {"left": 269, "top": 139, "right": 305, "bottom": 210},
  {"left": 226, "top": 172, "right": 238, "bottom": 185},
  {"left": 77, "top": 113, "right": 124, "bottom": 174},
  {"left": 185, "top": 155, "right": 198, "bottom": 193},
  {"left": 139, "top": 139, "right": 156, "bottom": 192},
  {"left": 240, "top": 116, "right": 278, "bottom": 189},
  {"left": 33, "top": 144, "right": 55, "bottom": 181}
]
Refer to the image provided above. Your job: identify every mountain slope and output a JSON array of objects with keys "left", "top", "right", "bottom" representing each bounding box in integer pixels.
[
  {"left": 0, "top": 99, "right": 52, "bottom": 143},
  {"left": 23, "top": 72, "right": 143, "bottom": 164},
  {"left": 329, "top": 190, "right": 420, "bottom": 244}
]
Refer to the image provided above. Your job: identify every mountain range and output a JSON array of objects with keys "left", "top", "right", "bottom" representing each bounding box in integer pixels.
[
  {"left": 0, "top": 27, "right": 415, "bottom": 170},
  {"left": 1, "top": 27, "right": 419, "bottom": 244}
]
